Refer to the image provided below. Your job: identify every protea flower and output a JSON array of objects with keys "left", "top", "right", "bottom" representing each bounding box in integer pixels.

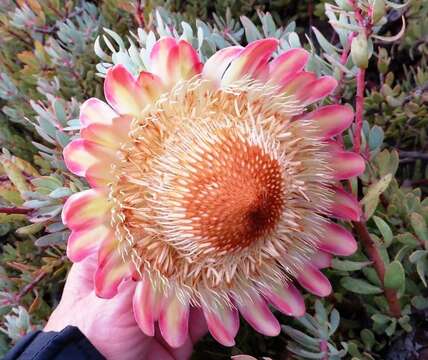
[{"left": 62, "top": 37, "right": 364, "bottom": 347}]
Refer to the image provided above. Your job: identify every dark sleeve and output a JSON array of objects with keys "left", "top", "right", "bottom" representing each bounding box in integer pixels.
[{"left": 4, "top": 326, "right": 105, "bottom": 360}]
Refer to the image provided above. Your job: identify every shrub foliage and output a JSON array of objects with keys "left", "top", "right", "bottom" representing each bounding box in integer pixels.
[{"left": 0, "top": 0, "right": 427, "bottom": 358}]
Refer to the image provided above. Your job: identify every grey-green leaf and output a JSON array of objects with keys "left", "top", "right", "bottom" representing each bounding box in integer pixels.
[
  {"left": 340, "top": 277, "right": 383, "bottom": 294},
  {"left": 332, "top": 259, "right": 372, "bottom": 271},
  {"left": 384, "top": 260, "right": 405, "bottom": 290},
  {"left": 410, "top": 212, "right": 428, "bottom": 242},
  {"left": 373, "top": 216, "right": 393, "bottom": 247}
]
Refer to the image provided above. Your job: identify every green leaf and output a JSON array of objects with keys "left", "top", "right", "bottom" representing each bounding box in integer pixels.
[
  {"left": 398, "top": 315, "right": 412, "bottom": 332},
  {"left": 23, "top": 199, "right": 52, "bottom": 209},
  {"left": 363, "top": 267, "right": 382, "bottom": 286},
  {"left": 375, "top": 150, "right": 399, "bottom": 177},
  {"left": 53, "top": 100, "right": 67, "bottom": 126},
  {"left": 35, "top": 231, "right": 69, "bottom": 247},
  {"left": 360, "top": 329, "right": 375, "bottom": 351},
  {"left": 368, "top": 125, "right": 384, "bottom": 150},
  {"left": 409, "top": 249, "right": 428, "bottom": 263},
  {"left": 372, "top": 16, "right": 406, "bottom": 42},
  {"left": 361, "top": 174, "right": 393, "bottom": 219},
  {"left": 347, "top": 341, "right": 364, "bottom": 358},
  {"left": 411, "top": 296, "right": 428, "bottom": 310},
  {"left": 287, "top": 343, "right": 325, "bottom": 359},
  {"left": 395, "top": 245, "right": 413, "bottom": 262},
  {"left": 282, "top": 326, "right": 320, "bottom": 350},
  {"left": 340, "top": 277, "right": 383, "bottom": 294},
  {"left": 385, "top": 319, "right": 397, "bottom": 336},
  {"left": 384, "top": 261, "right": 405, "bottom": 290},
  {"left": 410, "top": 212, "right": 428, "bottom": 242},
  {"left": 315, "top": 300, "right": 327, "bottom": 326},
  {"left": 394, "top": 233, "right": 419, "bottom": 247},
  {"left": 297, "top": 316, "right": 321, "bottom": 337},
  {"left": 372, "top": 313, "right": 391, "bottom": 325},
  {"left": 259, "top": 11, "right": 277, "bottom": 37},
  {"left": 32, "top": 176, "right": 63, "bottom": 191},
  {"left": 103, "top": 28, "right": 126, "bottom": 50},
  {"left": 329, "top": 309, "right": 340, "bottom": 336},
  {"left": 373, "top": 216, "right": 393, "bottom": 247},
  {"left": 240, "top": 16, "right": 262, "bottom": 42},
  {"left": 384, "top": 0, "right": 410, "bottom": 9},
  {"left": 49, "top": 187, "right": 72, "bottom": 199},
  {"left": 416, "top": 258, "right": 428, "bottom": 287},
  {"left": 15, "top": 223, "right": 44, "bottom": 236},
  {"left": 331, "top": 259, "right": 372, "bottom": 271},
  {"left": 288, "top": 32, "right": 302, "bottom": 48},
  {"left": 312, "top": 26, "right": 339, "bottom": 55}
]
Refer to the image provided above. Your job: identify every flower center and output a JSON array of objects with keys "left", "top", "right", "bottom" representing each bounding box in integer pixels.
[
  {"left": 181, "top": 136, "right": 284, "bottom": 253},
  {"left": 111, "top": 79, "right": 333, "bottom": 300}
]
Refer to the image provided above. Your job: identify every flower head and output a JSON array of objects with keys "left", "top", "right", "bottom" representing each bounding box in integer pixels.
[{"left": 62, "top": 37, "right": 365, "bottom": 347}]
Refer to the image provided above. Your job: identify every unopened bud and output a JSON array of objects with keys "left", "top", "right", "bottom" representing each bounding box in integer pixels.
[
  {"left": 351, "top": 33, "right": 369, "bottom": 69},
  {"left": 372, "top": 0, "right": 386, "bottom": 24},
  {"left": 377, "top": 48, "right": 390, "bottom": 74}
]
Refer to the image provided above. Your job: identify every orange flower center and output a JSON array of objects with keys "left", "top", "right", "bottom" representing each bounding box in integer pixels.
[{"left": 181, "top": 135, "right": 284, "bottom": 253}]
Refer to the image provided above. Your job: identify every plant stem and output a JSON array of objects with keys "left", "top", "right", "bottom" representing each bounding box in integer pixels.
[
  {"left": 350, "top": 0, "right": 401, "bottom": 321},
  {"left": 6, "top": 29, "right": 32, "bottom": 47},
  {"left": 0, "top": 207, "right": 31, "bottom": 214},
  {"left": 134, "top": 0, "right": 145, "bottom": 28},
  {"left": 320, "top": 339, "right": 328, "bottom": 360},
  {"left": 15, "top": 271, "right": 48, "bottom": 302},
  {"left": 354, "top": 68, "right": 366, "bottom": 153},
  {"left": 349, "top": 0, "right": 373, "bottom": 154},
  {"left": 353, "top": 221, "right": 401, "bottom": 318},
  {"left": 333, "top": 33, "right": 355, "bottom": 104}
]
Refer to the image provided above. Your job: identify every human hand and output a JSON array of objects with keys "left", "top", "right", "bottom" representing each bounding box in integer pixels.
[{"left": 45, "top": 256, "right": 207, "bottom": 360}]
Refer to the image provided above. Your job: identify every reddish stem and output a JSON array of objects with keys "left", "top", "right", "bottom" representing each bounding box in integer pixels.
[
  {"left": 134, "top": 0, "right": 145, "bottom": 28},
  {"left": 334, "top": 33, "right": 356, "bottom": 146},
  {"left": 353, "top": 221, "right": 401, "bottom": 318},
  {"left": 349, "top": 0, "right": 367, "bottom": 27},
  {"left": 333, "top": 33, "right": 355, "bottom": 104},
  {"left": 349, "top": 0, "right": 401, "bottom": 321},
  {"left": 6, "top": 29, "right": 32, "bottom": 47},
  {"left": 348, "top": 0, "right": 373, "bottom": 153},
  {"left": 0, "top": 207, "right": 31, "bottom": 215},
  {"left": 354, "top": 68, "right": 366, "bottom": 153},
  {"left": 15, "top": 271, "right": 47, "bottom": 302},
  {"left": 320, "top": 339, "right": 328, "bottom": 360}
]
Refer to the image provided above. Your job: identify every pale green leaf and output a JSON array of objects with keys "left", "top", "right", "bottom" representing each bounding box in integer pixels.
[
  {"left": 340, "top": 277, "right": 383, "bottom": 294},
  {"left": 332, "top": 259, "right": 372, "bottom": 271},
  {"left": 384, "top": 261, "right": 405, "bottom": 290},
  {"left": 373, "top": 216, "right": 393, "bottom": 247},
  {"left": 361, "top": 174, "right": 393, "bottom": 219}
]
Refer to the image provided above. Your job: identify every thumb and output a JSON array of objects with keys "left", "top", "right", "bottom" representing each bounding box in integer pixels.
[{"left": 62, "top": 255, "right": 98, "bottom": 300}]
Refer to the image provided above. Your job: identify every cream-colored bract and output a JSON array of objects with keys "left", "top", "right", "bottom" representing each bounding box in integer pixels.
[{"left": 62, "top": 37, "right": 364, "bottom": 348}]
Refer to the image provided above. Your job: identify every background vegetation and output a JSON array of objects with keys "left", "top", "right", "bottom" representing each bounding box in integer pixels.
[{"left": 0, "top": 0, "right": 427, "bottom": 359}]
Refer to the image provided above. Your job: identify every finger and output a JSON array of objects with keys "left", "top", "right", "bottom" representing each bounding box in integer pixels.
[
  {"left": 63, "top": 254, "right": 98, "bottom": 297},
  {"left": 168, "top": 338, "right": 193, "bottom": 360},
  {"left": 146, "top": 342, "right": 175, "bottom": 360},
  {"left": 100, "top": 278, "right": 136, "bottom": 312},
  {"left": 55, "top": 255, "right": 98, "bottom": 307}
]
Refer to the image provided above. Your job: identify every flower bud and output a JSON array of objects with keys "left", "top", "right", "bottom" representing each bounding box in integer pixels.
[
  {"left": 372, "top": 0, "right": 386, "bottom": 24},
  {"left": 351, "top": 33, "right": 369, "bottom": 69},
  {"left": 377, "top": 48, "right": 390, "bottom": 74}
]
